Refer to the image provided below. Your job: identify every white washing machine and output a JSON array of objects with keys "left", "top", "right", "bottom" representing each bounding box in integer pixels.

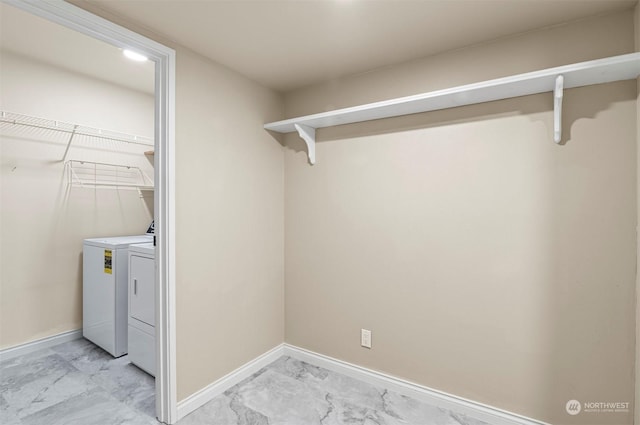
[{"left": 83, "top": 233, "right": 153, "bottom": 357}]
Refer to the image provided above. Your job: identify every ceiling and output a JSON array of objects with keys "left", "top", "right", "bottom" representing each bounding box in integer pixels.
[
  {"left": 1, "top": 1, "right": 636, "bottom": 94},
  {"left": 0, "top": 3, "right": 155, "bottom": 95},
  {"left": 82, "top": 0, "right": 636, "bottom": 92}
]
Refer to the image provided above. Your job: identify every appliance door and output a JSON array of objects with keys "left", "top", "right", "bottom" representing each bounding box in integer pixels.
[{"left": 129, "top": 254, "right": 155, "bottom": 327}]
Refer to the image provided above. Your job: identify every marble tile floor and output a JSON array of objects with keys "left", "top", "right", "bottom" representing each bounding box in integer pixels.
[
  {"left": 0, "top": 338, "right": 156, "bottom": 425},
  {"left": 1, "top": 339, "right": 490, "bottom": 425},
  {"left": 178, "top": 356, "right": 490, "bottom": 425}
]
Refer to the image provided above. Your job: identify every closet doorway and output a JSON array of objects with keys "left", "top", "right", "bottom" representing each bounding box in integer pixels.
[{"left": 1, "top": 1, "right": 176, "bottom": 423}]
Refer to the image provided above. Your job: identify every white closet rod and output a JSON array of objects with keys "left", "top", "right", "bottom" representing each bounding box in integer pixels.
[{"left": 0, "top": 111, "right": 154, "bottom": 147}]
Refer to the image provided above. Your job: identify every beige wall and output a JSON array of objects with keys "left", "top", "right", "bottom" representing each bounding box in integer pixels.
[
  {"left": 0, "top": 50, "right": 155, "bottom": 349},
  {"left": 285, "top": 11, "right": 634, "bottom": 116},
  {"left": 174, "top": 48, "right": 284, "bottom": 400},
  {"left": 66, "top": 0, "right": 286, "bottom": 402},
  {"left": 284, "top": 10, "right": 636, "bottom": 425}
]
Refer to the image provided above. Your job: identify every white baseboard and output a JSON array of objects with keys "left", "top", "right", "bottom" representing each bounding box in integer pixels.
[
  {"left": 175, "top": 343, "right": 285, "bottom": 421},
  {"left": 174, "top": 342, "right": 547, "bottom": 425},
  {"left": 283, "top": 344, "right": 549, "bottom": 425},
  {"left": 0, "top": 329, "right": 82, "bottom": 362}
]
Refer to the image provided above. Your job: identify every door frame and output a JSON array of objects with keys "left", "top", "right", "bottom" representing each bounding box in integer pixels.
[{"left": 3, "top": 0, "right": 178, "bottom": 423}]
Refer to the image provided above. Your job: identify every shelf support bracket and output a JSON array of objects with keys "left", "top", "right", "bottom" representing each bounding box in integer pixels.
[
  {"left": 62, "top": 124, "right": 79, "bottom": 161},
  {"left": 294, "top": 123, "right": 316, "bottom": 165},
  {"left": 554, "top": 75, "right": 564, "bottom": 144}
]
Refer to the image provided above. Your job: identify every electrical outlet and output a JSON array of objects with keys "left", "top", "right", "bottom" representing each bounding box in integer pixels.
[{"left": 361, "top": 329, "right": 372, "bottom": 349}]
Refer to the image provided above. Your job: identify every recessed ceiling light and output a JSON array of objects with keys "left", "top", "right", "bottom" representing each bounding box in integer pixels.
[{"left": 123, "top": 49, "right": 148, "bottom": 62}]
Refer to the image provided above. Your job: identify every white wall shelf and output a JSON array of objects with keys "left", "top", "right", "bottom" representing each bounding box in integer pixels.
[{"left": 264, "top": 53, "right": 640, "bottom": 165}]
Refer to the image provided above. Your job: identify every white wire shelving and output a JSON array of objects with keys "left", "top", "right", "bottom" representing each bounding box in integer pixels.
[
  {"left": 65, "top": 160, "right": 154, "bottom": 191},
  {"left": 1, "top": 110, "right": 155, "bottom": 191},
  {"left": 0, "top": 110, "right": 154, "bottom": 161}
]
